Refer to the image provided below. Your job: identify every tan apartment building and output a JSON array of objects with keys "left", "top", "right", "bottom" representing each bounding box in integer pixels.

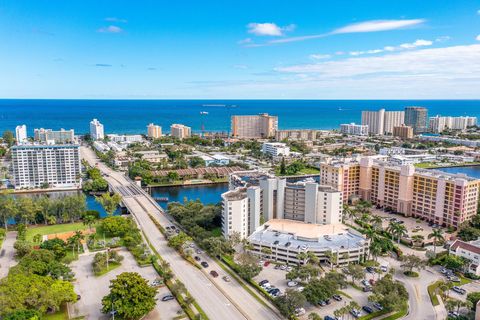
[
  {"left": 321, "top": 157, "right": 480, "bottom": 228},
  {"left": 275, "top": 129, "right": 320, "bottom": 141},
  {"left": 393, "top": 125, "right": 414, "bottom": 139},
  {"left": 231, "top": 113, "right": 278, "bottom": 138},
  {"left": 170, "top": 124, "right": 191, "bottom": 139},
  {"left": 147, "top": 123, "right": 162, "bottom": 139}
]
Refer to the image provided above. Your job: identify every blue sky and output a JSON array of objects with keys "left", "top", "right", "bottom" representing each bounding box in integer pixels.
[{"left": 0, "top": 0, "right": 479, "bottom": 99}]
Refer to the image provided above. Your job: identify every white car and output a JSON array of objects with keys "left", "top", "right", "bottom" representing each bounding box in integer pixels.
[
  {"left": 287, "top": 281, "right": 298, "bottom": 287},
  {"left": 261, "top": 283, "right": 271, "bottom": 289},
  {"left": 361, "top": 279, "right": 370, "bottom": 287},
  {"left": 295, "top": 308, "right": 306, "bottom": 316},
  {"left": 280, "top": 265, "right": 287, "bottom": 270},
  {"left": 286, "top": 266, "right": 293, "bottom": 272}
]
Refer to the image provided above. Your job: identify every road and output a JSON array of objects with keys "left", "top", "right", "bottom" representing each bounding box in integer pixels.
[
  {"left": 0, "top": 231, "right": 17, "bottom": 278},
  {"left": 81, "top": 146, "right": 282, "bottom": 320}
]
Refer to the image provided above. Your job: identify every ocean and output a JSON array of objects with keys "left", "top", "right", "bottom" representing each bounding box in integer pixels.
[{"left": 1, "top": 99, "right": 479, "bottom": 135}]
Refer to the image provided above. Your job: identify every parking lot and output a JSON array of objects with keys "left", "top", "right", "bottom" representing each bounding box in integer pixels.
[
  {"left": 70, "top": 248, "right": 182, "bottom": 320},
  {"left": 254, "top": 263, "right": 376, "bottom": 319}
]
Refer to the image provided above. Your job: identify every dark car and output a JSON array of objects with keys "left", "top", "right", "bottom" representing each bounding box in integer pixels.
[
  {"left": 332, "top": 294, "right": 342, "bottom": 301},
  {"left": 324, "top": 316, "right": 337, "bottom": 320},
  {"left": 259, "top": 280, "right": 269, "bottom": 286},
  {"left": 201, "top": 261, "right": 209, "bottom": 268},
  {"left": 76, "top": 294, "right": 81, "bottom": 301},
  {"left": 373, "top": 302, "right": 383, "bottom": 310},
  {"left": 363, "top": 286, "right": 372, "bottom": 292},
  {"left": 325, "top": 298, "right": 331, "bottom": 305},
  {"left": 210, "top": 270, "right": 219, "bottom": 278},
  {"left": 366, "top": 267, "right": 375, "bottom": 273},
  {"left": 162, "top": 295, "right": 175, "bottom": 302},
  {"left": 194, "top": 256, "right": 201, "bottom": 261},
  {"left": 362, "top": 306, "right": 374, "bottom": 313}
]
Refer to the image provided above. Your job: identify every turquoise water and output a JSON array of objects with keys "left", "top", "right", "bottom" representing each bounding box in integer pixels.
[
  {"left": 1, "top": 99, "right": 479, "bottom": 135},
  {"left": 434, "top": 166, "right": 480, "bottom": 179}
]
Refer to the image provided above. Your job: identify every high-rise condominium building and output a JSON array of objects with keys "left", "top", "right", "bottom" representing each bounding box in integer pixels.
[
  {"left": 11, "top": 144, "right": 81, "bottom": 189},
  {"left": 339, "top": 123, "right": 369, "bottom": 136},
  {"left": 147, "top": 123, "right": 162, "bottom": 139},
  {"left": 231, "top": 113, "right": 278, "bottom": 138},
  {"left": 15, "top": 125, "right": 27, "bottom": 145},
  {"left": 320, "top": 157, "right": 480, "bottom": 228},
  {"left": 221, "top": 172, "right": 342, "bottom": 239},
  {"left": 170, "top": 124, "right": 191, "bottom": 139},
  {"left": 393, "top": 125, "right": 414, "bottom": 139},
  {"left": 34, "top": 128, "right": 75, "bottom": 144},
  {"left": 405, "top": 107, "right": 428, "bottom": 133},
  {"left": 429, "top": 116, "right": 477, "bottom": 133},
  {"left": 361, "top": 109, "right": 404, "bottom": 135},
  {"left": 89, "top": 119, "right": 104, "bottom": 140}
]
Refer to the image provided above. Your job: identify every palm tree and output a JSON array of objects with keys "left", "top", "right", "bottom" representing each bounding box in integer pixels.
[
  {"left": 411, "top": 234, "right": 425, "bottom": 247},
  {"left": 369, "top": 240, "right": 383, "bottom": 262},
  {"left": 387, "top": 222, "right": 407, "bottom": 243},
  {"left": 428, "top": 229, "right": 445, "bottom": 255},
  {"left": 370, "top": 215, "right": 383, "bottom": 231},
  {"left": 343, "top": 204, "right": 356, "bottom": 223},
  {"left": 83, "top": 215, "right": 97, "bottom": 231}
]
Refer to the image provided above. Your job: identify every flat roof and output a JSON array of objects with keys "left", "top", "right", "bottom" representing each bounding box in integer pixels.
[{"left": 249, "top": 219, "right": 367, "bottom": 251}]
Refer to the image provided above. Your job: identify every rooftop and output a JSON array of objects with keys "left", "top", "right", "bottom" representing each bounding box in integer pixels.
[{"left": 249, "top": 219, "right": 367, "bottom": 251}]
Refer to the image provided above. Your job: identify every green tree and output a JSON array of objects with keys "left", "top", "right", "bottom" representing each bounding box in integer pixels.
[
  {"left": 101, "top": 272, "right": 157, "bottom": 320},
  {"left": 3, "top": 309, "right": 41, "bottom": 320},
  {"left": 387, "top": 221, "right": 407, "bottom": 243},
  {"left": 83, "top": 214, "right": 97, "bottom": 231},
  {"left": 95, "top": 192, "right": 121, "bottom": 216},
  {"left": 344, "top": 263, "right": 364, "bottom": 284},
  {"left": 101, "top": 216, "right": 134, "bottom": 237},
  {"left": 273, "top": 288, "right": 306, "bottom": 318},
  {"left": 168, "top": 231, "right": 192, "bottom": 250},
  {"left": 467, "top": 292, "right": 480, "bottom": 311},
  {"left": 308, "top": 313, "right": 321, "bottom": 320},
  {"left": 303, "top": 278, "right": 337, "bottom": 304},
  {"left": 400, "top": 254, "right": 426, "bottom": 274},
  {"left": 443, "top": 255, "right": 466, "bottom": 272},
  {"left": 13, "top": 240, "right": 32, "bottom": 258},
  {"left": 2, "top": 130, "right": 14, "bottom": 147},
  {"left": 0, "top": 196, "right": 18, "bottom": 231},
  {"left": 236, "top": 252, "right": 262, "bottom": 281},
  {"left": 279, "top": 157, "right": 287, "bottom": 175},
  {"left": 428, "top": 229, "right": 445, "bottom": 255},
  {"left": 39, "top": 238, "right": 67, "bottom": 259},
  {"left": 189, "top": 156, "right": 206, "bottom": 168},
  {"left": 370, "top": 274, "right": 408, "bottom": 311}
]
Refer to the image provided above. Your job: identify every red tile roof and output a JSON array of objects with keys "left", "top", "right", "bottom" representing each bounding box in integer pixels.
[{"left": 451, "top": 239, "right": 480, "bottom": 255}]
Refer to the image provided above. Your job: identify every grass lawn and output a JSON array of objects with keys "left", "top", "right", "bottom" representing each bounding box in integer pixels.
[
  {"left": 211, "top": 227, "right": 222, "bottom": 237},
  {"left": 26, "top": 222, "right": 89, "bottom": 242},
  {"left": 359, "top": 309, "right": 390, "bottom": 320},
  {"left": 298, "top": 167, "right": 320, "bottom": 174},
  {"left": 382, "top": 306, "right": 408, "bottom": 320},
  {"left": 43, "top": 306, "right": 69, "bottom": 320},
  {"left": 94, "top": 261, "right": 121, "bottom": 277},
  {"left": 458, "top": 274, "right": 472, "bottom": 285},
  {"left": 427, "top": 280, "right": 443, "bottom": 306},
  {"left": 414, "top": 162, "right": 441, "bottom": 169}
]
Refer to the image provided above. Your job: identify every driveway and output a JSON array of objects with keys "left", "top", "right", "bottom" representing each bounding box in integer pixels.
[
  {"left": 0, "top": 231, "right": 17, "bottom": 278},
  {"left": 70, "top": 248, "right": 182, "bottom": 320}
]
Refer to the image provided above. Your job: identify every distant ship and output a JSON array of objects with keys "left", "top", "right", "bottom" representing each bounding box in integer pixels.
[{"left": 200, "top": 111, "right": 209, "bottom": 115}]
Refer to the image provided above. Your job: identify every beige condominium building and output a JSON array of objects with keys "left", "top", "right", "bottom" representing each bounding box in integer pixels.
[
  {"left": 320, "top": 156, "right": 480, "bottom": 228},
  {"left": 147, "top": 123, "right": 162, "bottom": 138},
  {"left": 275, "top": 129, "right": 320, "bottom": 141},
  {"left": 361, "top": 108, "right": 405, "bottom": 135},
  {"left": 170, "top": 123, "right": 191, "bottom": 139},
  {"left": 393, "top": 125, "right": 414, "bottom": 139},
  {"left": 320, "top": 159, "right": 361, "bottom": 204},
  {"left": 231, "top": 113, "right": 278, "bottom": 138}
]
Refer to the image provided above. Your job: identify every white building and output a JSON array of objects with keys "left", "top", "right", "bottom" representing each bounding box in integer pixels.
[
  {"left": 361, "top": 109, "right": 405, "bottom": 135},
  {"left": 262, "top": 142, "right": 290, "bottom": 157},
  {"left": 170, "top": 124, "right": 191, "bottom": 139},
  {"left": 379, "top": 147, "right": 406, "bottom": 156},
  {"left": 450, "top": 239, "right": 480, "bottom": 275},
  {"left": 429, "top": 116, "right": 478, "bottom": 133},
  {"left": 11, "top": 144, "right": 81, "bottom": 189},
  {"left": 107, "top": 134, "right": 143, "bottom": 144},
  {"left": 221, "top": 173, "right": 343, "bottom": 239},
  {"left": 15, "top": 125, "right": 27, "bottom": 145},
  {"left": 147, "top": 123, "right": 162, "bottom": 139},
  {"left": 339, "top": 123, "right": 369, "bottom": 136},
  {"left": 90, "top": 119, "right": 104, "bottom": 140},
  {"left": 34, "top": 128, "right": 75, "bottom": 144}
]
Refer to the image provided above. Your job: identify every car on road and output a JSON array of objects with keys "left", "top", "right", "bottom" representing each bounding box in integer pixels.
[
  {"left": 201, "top": 261, "right": 209, "bottom": 268},
  {"left": 194, "top": 256, "right": 201, "bottom": 261},
  {"left": 287, "top": 281, "right": 298, "bottom": 287},
  {"left": 332, "top": 294, "right": 342, "bottom": 301},
  {"left": 210, "top": 270, "right": 219, "bottom": 278},
  {"left": 222, "top": 276, "right": 231, "bottom": 282},
  {"left": 161, "top": 295, "right": 175, "bottom": 302},
  {"left": 452, "top": 286, "right": 466, "bottom": 295},
  {"left": 373, "top": 302, "right": 383, "bottom": 310},
  {"left": 362, "top": 306, "right": 374, "bottom": 314}
]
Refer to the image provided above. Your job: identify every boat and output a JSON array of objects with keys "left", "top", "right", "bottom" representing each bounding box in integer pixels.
[
  {"left": 153, "top": 197, "right": 169, "bottom": 202},
  {"left": 200, "top": 111, "right": 209, "bottom": 115}
]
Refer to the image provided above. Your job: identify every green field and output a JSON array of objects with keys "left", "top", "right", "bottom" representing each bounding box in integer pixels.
[
  {"left": 25, "top": 222, "right": 90, "bottom": 242},
  {"left": 94, "top": 261, "right": 121, "bottom": 277}
]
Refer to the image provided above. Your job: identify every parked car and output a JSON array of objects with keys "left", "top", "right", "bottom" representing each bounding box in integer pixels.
[
  {"left": 318, "top": 300, "right": 327, "bottom": 306},
  {"left": 380, "top": 265, "right": 388, "bottom": 272},
  {"left": 369, "top": 279, "right": 376, "bottom": 286},
  {"left": 264, "top": 261, "right": 270, "bottom": 267},
  {"left": 332, "top": 294, "right": 342, "bottom": 301},
  {"left": 366, "top": 267, "right": 375, "bottom": 273},
  {"left": 274, "top": 264, "right": 281, "bottom": 270},
  {"left": 361, "top": 279, "right": 370, "bottom": 287},
  {"left": 350, "top": 309, "right": 361, "bottom": 318},
  {"left": 448, "top": 311, "right": 460, "bottom": 318},
  {"left": 452, "top": 286, "right": 466, "bottom": 295},
  {"left": 161, "top": 295, "right": 175, "bottom": 302},
  {"left": 280, "top": 265, "right": 287, "bottom": 270},
  {"left": 325, "top": 298, "right": 331, "bottom": 305},
  {"left": 362, "top": 306, "right": 374, "bottom": 314},
  {"left": 286, "top": 266, "right": 293, "bottom": 272},
  {"left": 296, "top": 286, "right": 305, "bottom": 292},
  {"left": 210, "top": 270, "right": 219, "bottom": 278},
  {"left": 201, "top": 261, "right": 209, "bottom": 268},
  {"left": 194, "top": 256, "right": 201, "bottom": 261},
  {"left": 294, "top": 308, "right": 306, "bottom": 316},
  {"left": 287, "top": 281, "right": 298, "bottom": 287},
  {"left": 449, "top": 276, "right": 461, "bottom": 283},
  {"left": 373, "top": 302, "right": 383, "bottom": 310},
  {"left": 363, "top": 286, "right": 372, "bottom": 292},
  {"left": 324, "top": 316, "right": 337, "bottom": 320},
  {"left": 258, "top": 280, "right": 269, "bottom": 286}
]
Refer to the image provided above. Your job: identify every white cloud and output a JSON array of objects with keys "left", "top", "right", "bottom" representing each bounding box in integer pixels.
[
  {"left": 477, "top": 9, "right": 480, "bottom": 15},
  {"left": 332, "top": 19, "right": 425, "bottom": 34},
  {"left": 435, "top": 36, "right": 450, "bottom": 43},
  {"left": 399, "top": 39, "right": 432, "bottom": 49},
  {"left": 238, "top": 38, "right": 253, "bottom": 45},
  {"left": 247, "top": 23, "right": 295, "bottom": 36},
  {"left": 477, "top": 35, "right": 480, "bottom": 41},
  {"left": 348, "top": 39, "right": 433, "bottom": 56},
  {"left": 252, "top": 19, "right": 425, "bottom": 46},
  {"left": 98, "top": 25, "right": 123, "bottom": 33},
  {"left": 309, "top": 54, "right": 331, "bottom": 60}
]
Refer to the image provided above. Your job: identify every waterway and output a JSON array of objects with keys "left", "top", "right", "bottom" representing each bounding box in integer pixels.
[
  {"left": 150, "top": 183, "right": 228, "bottom": 209},
  {"left": 433, "top": 165, "right": 480, "bottom": 179}
]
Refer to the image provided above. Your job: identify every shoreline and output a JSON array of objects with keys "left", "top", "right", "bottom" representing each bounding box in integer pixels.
[
  {"left": 147, "top": 180, "right": 228, "bottom": 188},
  {"left": 423, "top": 163, "right": 480, "bottom": 169}
]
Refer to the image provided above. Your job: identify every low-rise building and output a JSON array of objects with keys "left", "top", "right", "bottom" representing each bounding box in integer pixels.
[
  {"left": 275, "top": 129, "right": 321, "bottom": 141},
  {"left": 262, "top": 142, "right": 290, "bottom": 157},
  {"left": 393, "top": 125, "right": 414, "bottom": 139},
  {"left": 248, "top": 219, "right": 369, "bottom": 265},
  {"left": 200, "top": 154, "right": 231, "bottom": 166},
  {"left": 134, "top": 150, "right": 168, "bottom": 163},
  {"left": 339, "top": 123, "right": 369, "bottom": 136},
  {"left": 450, "top": 238, "right": 480, "bottom": 275},
  {"left": 107, "top": 134, "right": 143, "bottom": 144}
]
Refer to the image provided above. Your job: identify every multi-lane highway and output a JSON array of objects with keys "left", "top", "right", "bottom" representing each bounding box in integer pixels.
[{"left": 80, "top": 146, "right": 282, "bottom": 320}]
